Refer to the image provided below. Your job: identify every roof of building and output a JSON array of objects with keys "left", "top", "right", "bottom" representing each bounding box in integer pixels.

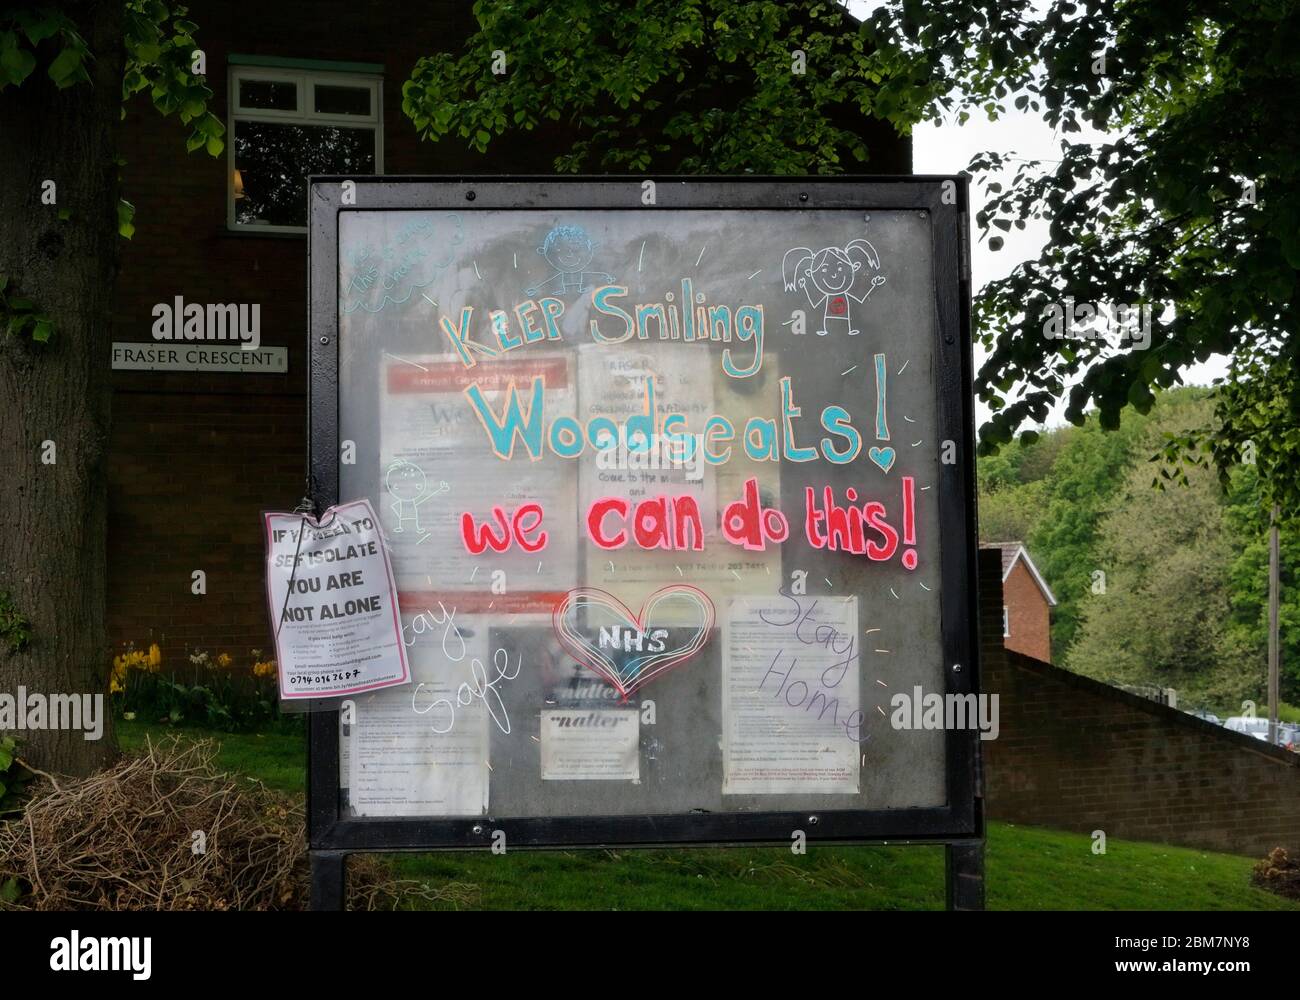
[{"left": 981, "top": 541, "right": 1058, "bottom": 606}]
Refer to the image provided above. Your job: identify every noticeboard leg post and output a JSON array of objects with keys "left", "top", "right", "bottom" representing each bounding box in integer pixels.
[
  {"left": 310, "top": 850, "right": 347, "bottom": 911},
  {"left": 945, "top": 840, "right": 985, "bottom": 911}
]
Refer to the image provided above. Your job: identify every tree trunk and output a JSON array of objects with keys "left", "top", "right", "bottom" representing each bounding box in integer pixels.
[{"left": 0, "top": 1, "right": 124, "bottom": 775}]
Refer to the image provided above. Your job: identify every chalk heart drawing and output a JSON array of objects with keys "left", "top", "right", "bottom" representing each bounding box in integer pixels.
[
  {"left": 552, "top": 586, "right": 716, "bottom": 699},
  {"left": 868, "top": 445, "right": 896, "bottom": 473}
]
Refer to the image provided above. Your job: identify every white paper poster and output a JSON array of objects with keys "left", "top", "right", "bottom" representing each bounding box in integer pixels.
[
  {"left": 541, "top": 709, "right": 640, "bottom": 781},
  {"left": 346, "top": 623, "right": 493, "bottom": 817},
  {"left": 722, "top": 594, "right": 862, "bottom": 795},
  {"left": 378, "top": 353, "right": 578, "bottom": 616},
  {"left": 263, "top": 498, "right": 410, "bottom": 700},
  {"left": 579, "top": 350, "right": 783, "bottom": 617}
]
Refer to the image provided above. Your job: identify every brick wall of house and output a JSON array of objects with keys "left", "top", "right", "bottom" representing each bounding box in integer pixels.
[
  {"left": 107, "top": 391, "right": 303, "bottom": 656},
  {"left": 112, "top": 0, "right": 594, "bottom": 662},
  {"left": 107, "top": 1, "right": 911, "bottom": 662},
  {"left": 1002, "top": 559, "right": 1051, "bottom": 662},
  {"left": 978, "top": 550, "right": 1300, "bottom": 859}
]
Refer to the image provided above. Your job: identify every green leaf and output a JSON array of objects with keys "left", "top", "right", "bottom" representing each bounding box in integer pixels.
[
  {"left": 47, "top": 47, "right": 84, "bottom": 87},
  {"left": 0, "top": 45, "right": 37, "bottom": 86},
  {"left": 196, "top": 113, "right": 225, "bottom": 137},
  {"left": 117, "top": 199, "right": 135, "bottom": 239},
  {"left": 0, "top": 877, "right": 21, "bottom": 904},
  {"left": 16, "top": 13, "right": 61, "bottom": 45},
  {"left": 31, "top": 318, "right": 52, "bottom": 343},
  {"left": 1126, "top": 379, "right": 1154, "bottom": 414},
  {"left": 204, "top": 134, "right": 223, "bottom": 156}
]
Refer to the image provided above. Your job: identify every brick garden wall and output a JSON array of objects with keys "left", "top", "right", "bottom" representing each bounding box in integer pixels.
[{"left": 978, "top": 550, "right": 1300, "bottom": 859}]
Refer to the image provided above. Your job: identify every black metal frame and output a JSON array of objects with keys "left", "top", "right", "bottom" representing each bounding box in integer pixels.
[{"left": 305, "top": 176, "right": 983, "bottom": 904}]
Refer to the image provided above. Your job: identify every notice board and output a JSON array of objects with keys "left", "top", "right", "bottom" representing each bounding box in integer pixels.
[{"left": 307, "top": 177, "right": 980, "bottom": 851}]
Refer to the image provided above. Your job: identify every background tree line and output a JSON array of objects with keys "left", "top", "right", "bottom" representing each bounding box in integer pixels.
[{"left": 980, "top": 388, "right": 1299, "bottom": 715}]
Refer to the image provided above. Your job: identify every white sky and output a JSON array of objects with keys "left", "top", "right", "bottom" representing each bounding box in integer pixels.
[{"left": 847, "top": 0, "right": 1229, "bottom": 431}]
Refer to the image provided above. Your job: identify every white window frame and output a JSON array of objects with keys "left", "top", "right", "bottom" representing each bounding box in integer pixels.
[
  {"left": 1002, "top": 606, "right": 1010, "bottom": 638},
  {"left": 228, "top": 67, "right": 383, "bottom": 234}
]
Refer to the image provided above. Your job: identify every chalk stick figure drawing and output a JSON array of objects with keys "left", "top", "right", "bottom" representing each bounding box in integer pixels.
[
  {"left": 525, "top": 225, "right": 614, "bottom": 297},
  {"left": 385, "top": 460, "right": 448, "bottom": 533},
  {"left": 781, "top": 240, "right": 886, "bottom": 336}
]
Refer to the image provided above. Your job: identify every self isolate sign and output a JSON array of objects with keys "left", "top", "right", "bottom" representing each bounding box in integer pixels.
[{"left": 264, "top": 498, "right": 410, "bottom": 700}]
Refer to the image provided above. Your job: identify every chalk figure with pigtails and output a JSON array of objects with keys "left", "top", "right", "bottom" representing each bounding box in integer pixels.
[{"left": 782, "top": 238, "right": 886, "bottom": 337}]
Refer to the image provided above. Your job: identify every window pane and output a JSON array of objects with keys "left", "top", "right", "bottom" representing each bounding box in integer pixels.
[
  {"left": 234, "top": 122, "right": 376, "bottom": 228},
  {"left": 314, "top": 84, "right": 371, "bottom": 116},
  {"left": 238, "top": 78, "right": 297, "bottom": 111}
]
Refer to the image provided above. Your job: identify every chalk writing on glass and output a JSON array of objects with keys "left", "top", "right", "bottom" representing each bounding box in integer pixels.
[
  {"left": 401, "top": 601, "right": 467, "bottom": 657},
  {"left": 867, "top": 352, "right": 895, "bottom": 473},
  {"left": 341, "top": 213, "right": 465, "bottom": 315},
  {"left": 803, "top": 478, "right": 918, "bottom": 570},
  {"left": 412, "top": 646, "right": 522, "bottom": 736},
  {"left": 404, "top": 602, "right": 521, "bottom": 735}
]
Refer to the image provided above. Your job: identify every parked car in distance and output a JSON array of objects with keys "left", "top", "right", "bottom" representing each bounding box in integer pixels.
[
  {"left": 1188, "top": 709, "right": 1221, "bottom": 725},
  {"left": 1224, "top": 716, "right": 1271, "bottom": 741},
  {"left": 1276, "top": 722, "right": 1300, "bottom": 751}
]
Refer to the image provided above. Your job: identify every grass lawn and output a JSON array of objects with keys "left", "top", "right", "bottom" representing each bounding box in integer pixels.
[{"left": 113, "top": 718, "right": 1298, "bottom": 911}]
